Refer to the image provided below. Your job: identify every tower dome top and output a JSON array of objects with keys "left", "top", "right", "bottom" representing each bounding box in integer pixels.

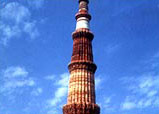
[{"left": 79, "top": 0, "right": 89, "bottom": 3}]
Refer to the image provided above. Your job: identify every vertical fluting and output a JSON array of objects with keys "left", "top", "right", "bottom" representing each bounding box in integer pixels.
[{"left": 63, "top": 0, "right": 100, "bottom": 113}]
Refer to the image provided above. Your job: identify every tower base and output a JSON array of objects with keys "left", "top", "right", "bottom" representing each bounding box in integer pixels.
[{"left": 63, "top": 103, "right": 100, "bottom": 114}]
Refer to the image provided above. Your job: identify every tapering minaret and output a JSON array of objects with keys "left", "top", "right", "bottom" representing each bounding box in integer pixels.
[{"left": 63, "top": 0, "right": 100, "bottom": 113}]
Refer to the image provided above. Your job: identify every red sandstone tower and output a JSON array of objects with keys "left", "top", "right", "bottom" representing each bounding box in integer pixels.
[{"left": 63, "top": 0, "right": 100, "bottom": 113}]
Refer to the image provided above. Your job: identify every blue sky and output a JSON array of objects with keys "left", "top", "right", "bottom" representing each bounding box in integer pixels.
[{"left": 0, "top": 0, "right": 159, "bottom": 114}]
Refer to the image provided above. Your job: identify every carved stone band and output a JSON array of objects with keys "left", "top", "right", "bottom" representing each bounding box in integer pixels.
[
  {"left": 68, "top": 61, "right": 97, "bottom": 73},
  {"left": 63, "top": 103, "right": 100, "bottom": 114},
  {"left": 72, "top": 28, "right": 94, "bottom": 41}
]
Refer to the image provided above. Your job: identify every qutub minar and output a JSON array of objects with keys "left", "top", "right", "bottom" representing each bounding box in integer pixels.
[{"left": 63, "top": 0, "right": 100, "bottom": 113}]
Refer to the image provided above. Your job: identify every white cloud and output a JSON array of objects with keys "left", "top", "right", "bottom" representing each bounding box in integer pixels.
[
  {"left": 47, "top": 109, "right": 58, "bottom": 114},
  {"left": 147, "top": 90, "right": 157, "bottom": 97},
  {"left": 95, "top": 76, "right": 101, "bottom": 88},
  {"left": 97, "top": 95, "right": 116, "bottom": 113},
  {"left": 105, "top": 97, "right": 111, "bottom": 104},
  {"left": 48, "top": 87, "right": 67, "bottom": 106},
  {"left": 143, "top": 52, "right": 159, "bottom": 70},
  {"left": 27, "top": 0, "right": 45, "bottom": 9},
  {"left": 0, "top": 66, "right": 35, "bottom": 96},
  {"left": 0, "top": 2, "right": 39, "bottom": 46},
  {"left": 154, "top": 98, "right": 159, "bottom": 106},
  {"left": 3, "top": 66, "right": 28, "bottom": 78},
  {"left": 122, "top": 101, "right": 136, "bottom": 110},
  {"left": 102, "top": 97, "right": 112, "bottom": 109},
  {"left": 95, "top": 76, "right": 103, "bottom": 90},
  {"left": 121, "top": 52, "right": 159, "bottom": 110},
  {"left": 121, "top": 75, "right": 159, "bottom": 110},
  {"left": 31, "top": 88, "right": 43, "bottom": 96},
  {"left": 95, "top": 75, "right": 109, "bottom": 90},
  {"left": 47, "top": 73, "right": 69, "bottom": 107},
  {"left": 23, "top": 21, "right": 39, "bottom": 39},
  {"left": 105, "top": 44, "right": 120, "bottom": 55},
  {"left": 0, "top": 23, "right": 22, "bottom": 45},
  {"left": 56, "top": 73, "right": 69, "bottom": 87},
  {"left": 46, "top": 73, "right": 69, "bottom": 114},
  {"left": 45, "top": 75, "right": 55, "bottom": 81},
  {"left": 1, "top": 2, "right": 30, "bottom": 24}
]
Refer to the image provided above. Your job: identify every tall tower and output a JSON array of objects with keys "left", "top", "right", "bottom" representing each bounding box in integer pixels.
[{"left": 63, "top": 0, "right": 100, "bottom": 113}]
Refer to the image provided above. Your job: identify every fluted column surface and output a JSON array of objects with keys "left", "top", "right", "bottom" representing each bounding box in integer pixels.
[{"left": 63, "top": 0, "right": 100, "bottom": 113}]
